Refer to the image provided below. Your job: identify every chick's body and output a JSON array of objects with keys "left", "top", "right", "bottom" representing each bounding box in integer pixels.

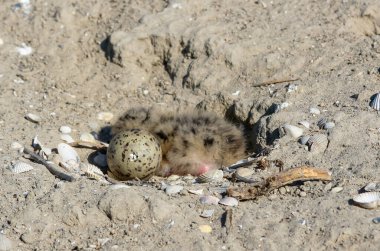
[{"left": 111, "top": 107, "right": 246, "bottom": 176}]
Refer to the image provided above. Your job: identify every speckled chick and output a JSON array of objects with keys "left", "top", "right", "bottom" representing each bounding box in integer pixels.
[{"left": 111, "top": 107, "right": 246, "bottom": 177}]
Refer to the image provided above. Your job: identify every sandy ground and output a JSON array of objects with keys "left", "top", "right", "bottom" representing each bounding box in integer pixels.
[{"left": 1, "top": 0, "right": 380, "bottom": 250}]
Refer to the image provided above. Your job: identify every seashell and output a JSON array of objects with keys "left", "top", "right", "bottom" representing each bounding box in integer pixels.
[
  {"left": 298, "top": 120, "right": 310, "bottom": 129},
  {"left": 281, "top": 124, "right": 303, "bottom": 138},
  {"left": 317, "top": 118, "right": 328, "bottom": 129},
  {"left": 200, "top": 209, "right": 214, "bottom": 218},
  {"left": 188, "top": 189, "right": 204, "bottom": 195},
  {"left": 199, "top": 195, "right": 220, "bottom": 205},
  {"left": 165, "top": 185, "right": 183, "bottom": 195},
  {"left": 309, "top": 107, "right": 320, "bottom": 115},
  {"left": 0, "top": 233, "right": 13, "bottom": 251},
  {"left": 299, "top": 135, "right": 310, "bottom": 145},
  {"left": 79, "top": 132, "right": 96, "bottom": 143},
  {"left": 308, "top": 134, "right": 328, "bottom": 153},
  {"left": 97, "top": 112, "right": 114, "bottom": 122},
  {"left": 109, "top": 184, "right": 130, "bottom": 190},
  {"left": 324, "top": 122, "right": 335, "bottom": 129},
  {"left": 60, "top": 134, "right": 75, "bottom": 144},
  {"left": 331, "top": 187, "right": 343, "bottom": 193},
  {"left": 219, "top": 197, "right": 239, "bottom": 207},
  {"left": 82, "top": 163, "right": 104, "bottom": 180},
  {"left": 25, "top": 113, "right": 41, "bottom": 123},
  {"left": 57, "top": 143, "right": 80, "bottom": 163},
  {"left": 370, "top": 92, "right": 380, "bottom": 111},
  {"left": 60, "top": 159, "right": 80, "bottom": 172},
  {"left": 352, "top": 192, "right": 380, "bottom": 209},
  {"left": 59, "top": 126, "right": 72, "bottom": 134},
  {"left": 9, "top": 161, "right": 34, "bottom": 173},
  {"left": 197, "top": 169, "right": 224, "bottom": 183},
  {"left": 364, "top": 182, "right": 380, "bottom": 192},
  {"left": 198, "top": 225, "right": 212, "bottom": 233}
]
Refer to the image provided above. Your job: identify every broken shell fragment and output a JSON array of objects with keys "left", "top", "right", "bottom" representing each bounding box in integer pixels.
[
  {"left": 25, "top": 113, "right": 41, "bottom": 123},
  {"left": 352, "top": 192, "right": 380, "bottom": 209},
  {"left": 60, "top": 134, "right": 75, "bottom": 143},
  {"left": 299, "top": 135, "right": 311, "bottom": 145},
  {"left": 9, "top": 161, "right": 34, "bottom": 173},
  {"left": 82, "top": 163, "right": 104, "bottom": 180},
  {"left": 364, "top": 182, "right": 380, "bottom": 192},
  {"left": 57, "top": 143, "right": 80, "bottom": 163},
  {"left": 199, "top": 195, "right": 220, "bottom": 205},
  {"left": 324, "top": 122, "right": 335, "bottom": 129},
  {"left": 200, "top": 209, "right": 214, "bottom": 218},
  {"left": 309, "top": 107, "right": 320, "bottom": 115},
  {"left": 308, "top": 134, "right": 328, "bottom": 153},
  {"left": 370, "top": 93, "right": 380, "bottom": 111},
  {"left": 59, "top": 126, "right": 72, "bottom": 134},
  {"left": 281, "top": 124, "right": 303, "bottom": 138},
  {"left": 97, "top": 112, "right": 114, "bottom": 122},
  {"left": 79, "top": 132, "right": 96, "bottom": 143},
  {"left": 219, "top": 197, "right": 239, "bottom": 207},
  {"left": 197, "top": 169, "right": 224, "bottom": 183},
  {"left": 198, "top": 225, "right": 212, "bottom": 233},
  {"left": 298, "top": 120, "right": 310, "bottom": 129}
]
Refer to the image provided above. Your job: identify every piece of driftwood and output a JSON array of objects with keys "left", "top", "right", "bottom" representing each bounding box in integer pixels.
[
  {"left": 227, "top": 166, "right": 332, "bottom": 200},
  {"left": 23, "top": 147, "right": 76, "bottom": 182}
]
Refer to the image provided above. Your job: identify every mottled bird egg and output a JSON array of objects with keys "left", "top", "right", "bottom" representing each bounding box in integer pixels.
[{"left": 107, "top": 129, "right": 162, "bottom": 180}]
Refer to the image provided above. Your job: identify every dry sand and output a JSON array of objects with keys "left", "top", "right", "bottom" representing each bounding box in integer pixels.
[{"left": 1, "top": 0, "right": 380, "bottom": 250}]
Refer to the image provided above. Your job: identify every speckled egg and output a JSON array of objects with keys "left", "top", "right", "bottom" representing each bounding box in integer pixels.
[{"left": 107, "top": 129, "right": 162, "bottom": 180}]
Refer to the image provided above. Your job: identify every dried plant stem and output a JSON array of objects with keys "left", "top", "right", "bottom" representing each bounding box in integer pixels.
[
  {"left": 253, "top": 78, "right": 299, "bottom": 87},
  {"left": 23, "top": 147, "right": 76, "bottom": 182}
]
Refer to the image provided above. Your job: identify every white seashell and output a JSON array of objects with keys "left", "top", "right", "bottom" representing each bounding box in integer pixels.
[
  {"left": 197, "top": 169, "right": 224, "bottom": 183},
  {"left": 11, "top": 141, "right": 23, "bottom": 151},
  {"left": 299, "top": 135, "right": 311, "bottom": 145},
  {"left": 352, "top": 192, "right": 380, "bottom": 209},
  {"left": 9, "top": 161, "right": 34, "bottom": 173},
  {"left": 199, "top": 195, "right": 220, "bottom": 205},
  {"left": 200, "top": 209, "right": 214, "bottom": 218},
  {"left": 298, "top": 120, "right": 310, "bottom": 129},
  {"left": 281, "top": 124, "right": 303, "bottom": 138},
  {"left": 324, "top": 122, "right": 335, "bottom": 129},
  {"left": 81, "top": 163, "right": 104, "bottom": 180},
  {"left": 79, "top": 132, "right": 96, "bottom": 143},
  {"left": 219, "top": 197, "right": 239, "bottom": 207},
  {"left": 370, "top": 93, "right": 380, "bottom": 111},
  {"left": 308, "top": 134, "right": 328, "bottom": 153},
  {"left": 60, "top": 134, "right": 75, "bottom": 143},
  {"left": 309, "top": 107, "right": 320, "bottom": 115},
  {"left": 364, "top": 182, "right": 379, "bottom": 192},
  {"left": 165, "top": 185, "right": 183, "bottom": 195},
  {"left": 25, "top": 113, "right": 41, "bottom": 123},
  {"left": 0, "top": 233, "right": 13, "bottom": 251},
  {"left": 109, "top": 184, "right": 130, "bottom": 190},
  {"left": 97, "top": 112, "right": 114, "bottom": 122},
  {"left": 188, "top": 189, "right": 204, "bottom": 195},
  {"left": 57, "top": 143, "right": 80, "bottom": 163},
  {"left": 93, "top": 153, "right": 108, "bottom": 168},
  {"left": 59, "top": 126, "right": 72, "bottom": 134}
]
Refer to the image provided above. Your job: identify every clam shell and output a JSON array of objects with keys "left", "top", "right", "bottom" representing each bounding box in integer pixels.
[
  {"left": 57, "top": 143, "right": 80, "bottom": 163},
  {"left": 82, "top": 163, "right": 104, "bottom": 180},
  {"left": 370, "top": 93, "right": 380, "bottom": 111},
  {"left": 308, "top": 134, "right": 328, "bottom": 153},
  {"left": 25, "top": 113, "right": 41, "bottom": 123},
  {"left": 352, "top": 192, "right": 380, "bottom": 209},
  {"left": 59, "top": 126, "right": 72, "bottom": 134},
  {"left": 9, "top": 162, "right": 34, "bottom": 173},
  {"left": 298, "top": 120, "right": 310, "bottom": 129},
  {"left": 219, "top": 197, "right": 239, "bottom": 207},
  {"left": 79, "top": 132, "right": 96, "bottom": 143},
  {"left": 281, "top": 124, "right": 303, "bottom": 138},
  {"left": 197, "top": 169, "right": 224, "bottom": 183},
  {"left": 364, "top": 182, "right": 380, "bottom": 192},
  {"left": 60, "top": 134, "right": 75, "bottom": 143},
  {"left": 199, "top": 195, "right": 220, "bottom": 205},
  {"left": 299, "top": 135, "right": 311, "bottom": 145}
]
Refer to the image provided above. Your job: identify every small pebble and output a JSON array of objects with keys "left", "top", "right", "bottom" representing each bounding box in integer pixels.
[
  {"left": 59, "top": 126, "right": 72, "bottom": 134},
  {"left": 93, "top": 153, "right": 108, "bottom": 168},
  {"left": 279, "top": 187, "right": 287, "bottom": 195},
  {"left": 199, "top": 225, "right": 212, "bottom": 233},
  {"left": 324, "top": 122, "right": 335, "bottom": 129},
  {"left": 309, "top": 107, "right": 320, "bottom": 115},
  {"left": 25, "top": 113, "right": 41, "bottom": 123},
  {"left": 299, "top": 191, "right": 307, "bottom": 197},
  {"left": 165, "top": 185, "right": 183, "bottom": 195},
  {"left": 372, "top": 217, "right": 380, "bottom": 224},
  {"left": 97, "top": 112, "right": 114, "bottom": 122},
  {"left": 331, "top": 187, "right": 343, "bottom": 193},
  {"left": 200, "top": 209, "right": 214, "bottom": 218}
]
